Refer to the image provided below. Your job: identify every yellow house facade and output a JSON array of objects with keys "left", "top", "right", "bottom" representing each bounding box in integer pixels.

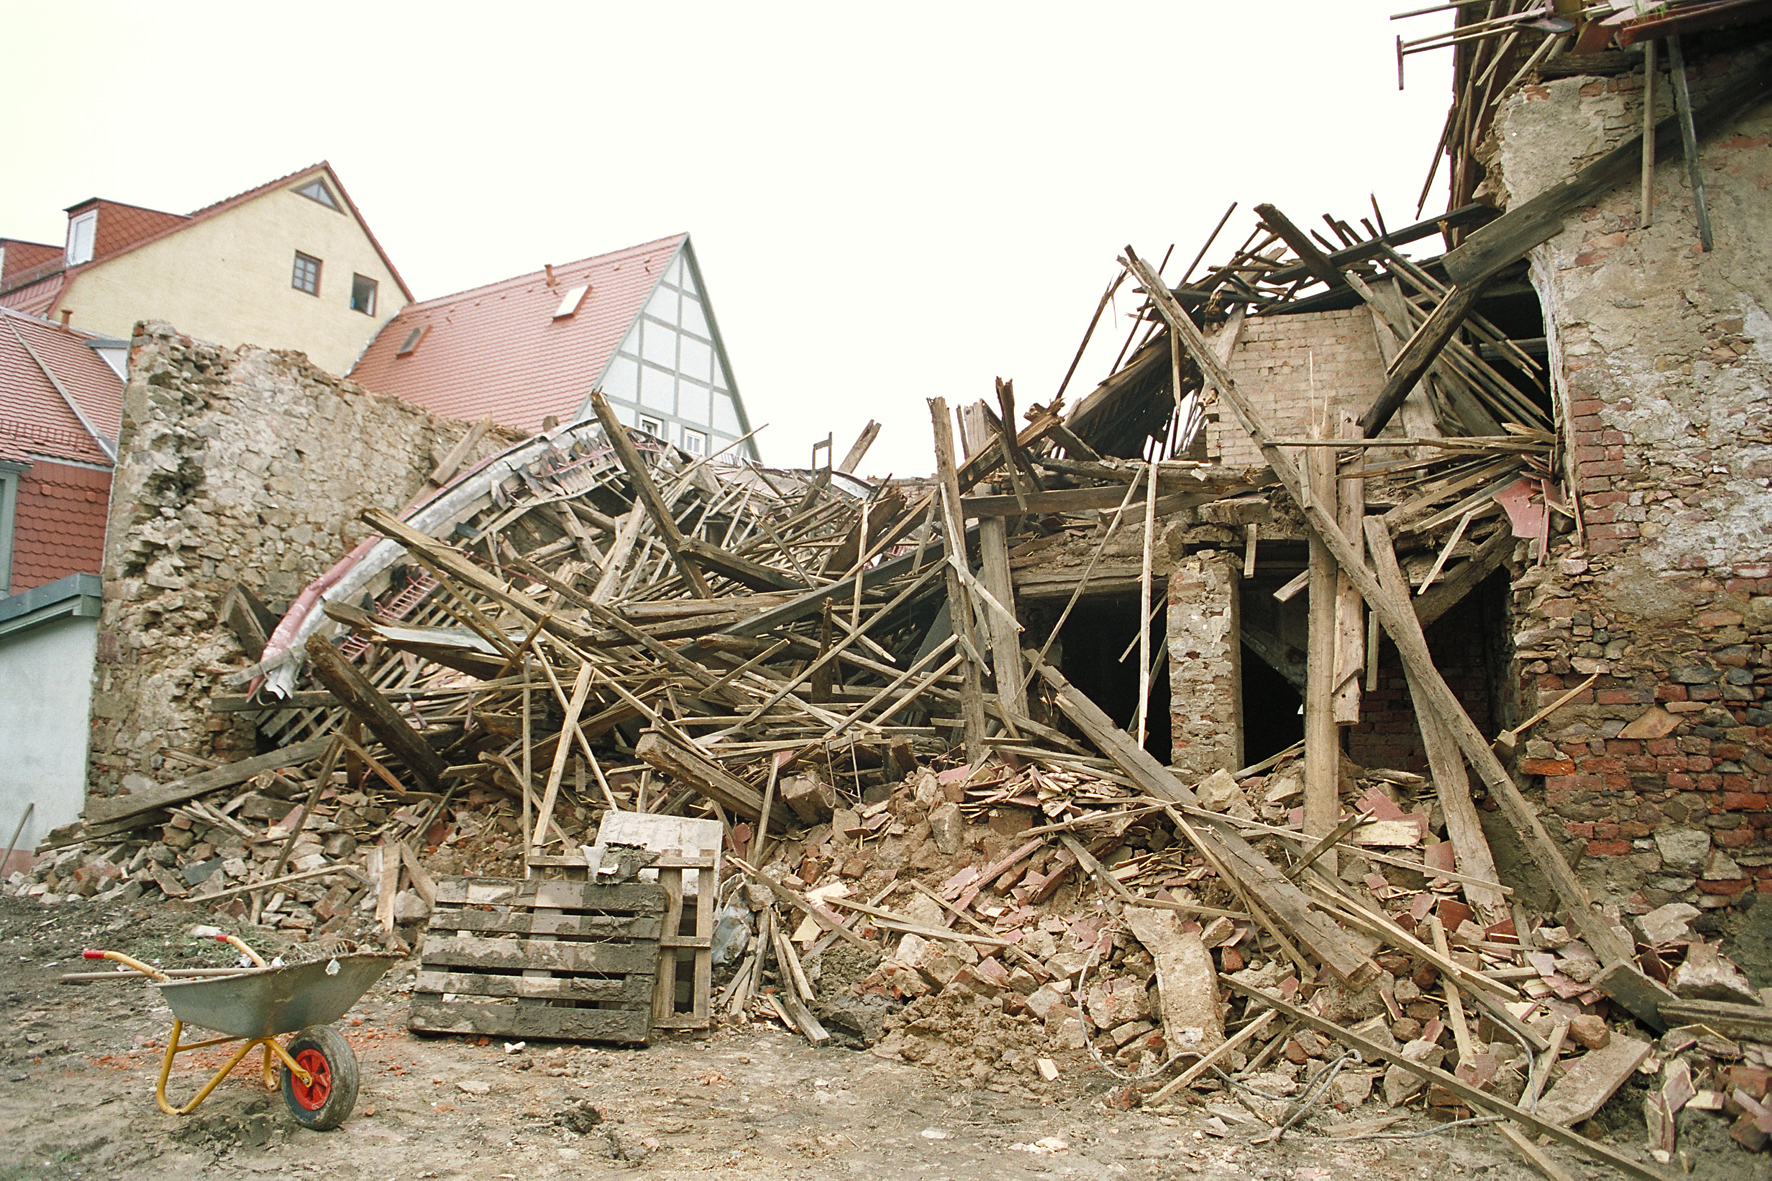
[{"left": 9, "top": 164, "right": 409, "bottom": 376}]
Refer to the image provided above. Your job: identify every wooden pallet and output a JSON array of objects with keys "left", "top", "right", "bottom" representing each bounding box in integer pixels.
[
  {"left": 409, "top": 876, "right": 663, "bottom": 1045},
  {"left": 652, "top": 851, "right": 716, "bottom": 1030}
]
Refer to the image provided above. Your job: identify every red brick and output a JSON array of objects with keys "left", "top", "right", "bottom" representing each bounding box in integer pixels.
[
  {"left": 1657, "top": 684, "right": 1689, "bottom": 702},
  {"left": 1699, "top": 879, "right": 1751, "bottom": 896},
  {"left": 1522, "top": 758, "right": 1577, "bottom": 776},
  {"left": 1565, "top": 821, "right": 1595, "bottom": 839},
  {"left": 1714, "top": 828, "right": 1757, "bottom": 848},
  {"left": 1598, "top": 688, "right": 1654, "bottom": 705},
  {"left": 1587, "top": 840, "right": 1632, "bottom": 856},
  {"left": 1618, "top": 821, "right": 1653, "bottom": 839}
]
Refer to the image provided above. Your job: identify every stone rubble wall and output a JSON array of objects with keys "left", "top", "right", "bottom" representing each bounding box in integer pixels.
[
  {"left": 89, "top": 321, "right": 521, "bottom": 801},
  {"left": 1485, "top": 47, "right": 1772, "bottom": 909}
]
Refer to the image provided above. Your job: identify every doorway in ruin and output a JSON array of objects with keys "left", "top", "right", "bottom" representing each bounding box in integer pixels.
[
  {"left": 1237, "top": 556, "right": 1309, "bottom": 767},
  {"left": 1055, "top": 594, "right": 1170, "bottom": 763}
]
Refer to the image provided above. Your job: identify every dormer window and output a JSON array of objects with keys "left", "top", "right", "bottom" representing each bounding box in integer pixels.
[
  {"left": 66, "top": 211, "right": 97, "bottom": 266},
  {"left": 294, "top": 178, "right": 340, "bottom": 210}
]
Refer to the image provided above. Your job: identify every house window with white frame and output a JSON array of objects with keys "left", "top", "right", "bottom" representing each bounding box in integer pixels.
[
  {"left": 66, "top": 211, "right": 97, "bottom": 267},
  {"left": 0, "top": 462, "right": 24, "bottom": 595},
  {"left": 681, "top": 427, "right": 707, "bottom": 456}
]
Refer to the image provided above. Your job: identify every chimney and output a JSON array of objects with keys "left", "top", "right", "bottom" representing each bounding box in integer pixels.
[
  {"left": 59, "top": 309, "right": 73, "bottom": 331},
  {"left": 544, "top": 263, "right": 557, "bottom": 287}
]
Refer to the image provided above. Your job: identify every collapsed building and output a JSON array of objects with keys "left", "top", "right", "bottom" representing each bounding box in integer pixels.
[{"left": 12, "top": 4, "right": 1772, "bottom": 1174}]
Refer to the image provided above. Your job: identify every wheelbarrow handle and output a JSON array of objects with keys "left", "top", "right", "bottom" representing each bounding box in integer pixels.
[{"left": 82, "top": 949, "right": 171, "bottom": 982}]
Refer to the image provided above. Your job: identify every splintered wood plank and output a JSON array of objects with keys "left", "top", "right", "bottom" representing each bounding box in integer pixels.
[
  {"left": 1534, "top": 1035, "right": 1653, "bottom": 1127},
  {"left": 432, "top": 878, "right": 664, "bottom": 911},
  {"left": 413, "top": 970, "right": 654, "bottom": 1004},
  {"left": 420, "top": 934, "right": 659, "bottom": 976},
  {"left": 84, "top": 736, "right": 334, "bottom": 826},
  {"left": 422, "top": 908, "right": 664, "bottom": 941},
  {"left": 407, "top": 997, "right": 651, "bottom": 1045}
]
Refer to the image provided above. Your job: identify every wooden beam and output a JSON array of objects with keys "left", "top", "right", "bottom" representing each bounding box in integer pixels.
[
  {"left": 1360, "top": 279, "right": 1489, "bottom": 438},
  {"left": 1221, "top": 981, "right": 1673, "bottom": 1181},
  {"left": 1304, "top": 439, "right": 1339, "bottom": 869},
  {"left": 978, "top": 516, "right": 1028, "bottom": 720},
  {"left": 837, "top": 419, "right": 881, "bottom": 474},
  {"left": 83, "top": 735, "right": 335, "bottom": 828},
  {"left": 1441, "top": 62, "right": 1769, "bottom": 286},
  {"left": 929, "top": 397, "right": 988, "bottom": 761},
  {"left": 1366, "top": 517, "right": 1507, "bottom": 922},
  {"left": 588, "top": 390, "right": 713, "bottom": 598},
  {"left": 306, "top": 635, "right": 448, "bottom": 792},
  {"left": 1033, "top": 658, "right": 1377, "bottom": 986},
  {"left": 1124, "top": 249, "right": 1653, "bottom": 983},
  {"left": 634, "top": 731, "right": 768, "bottom": 821},
  {"left": 1254, "top": 203, "right": 1346, "bottom": 290}
]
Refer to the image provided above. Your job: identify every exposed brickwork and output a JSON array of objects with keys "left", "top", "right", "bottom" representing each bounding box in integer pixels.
[
  {"left": 87, "top": 322, "right": 519, "bottom": 801},
  {"left": 1207, "top": 308, "right": 1401, "bottom": 468},
  {"left": 1347, "top": 593, "right": 1499, "bottom": 774},
  {"left": 1487, "top": 47, "right": 1772, "bottom": 908},
  {"left": 1168, "top": 551, "right": 1243, "bottom": 775}
]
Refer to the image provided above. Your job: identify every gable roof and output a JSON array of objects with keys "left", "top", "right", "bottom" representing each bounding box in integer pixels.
[
  {"left": 0, "top": 306, "right": 122, "bottom": 467},
  {"left": 349, "top": 234, "right": 688, "bottom": 430},
  {"left": 0, "top": 161, "right": 414, "bottom": 313},
  {"left": 0, "top": 239, "right": 62, "bottom": 285}
]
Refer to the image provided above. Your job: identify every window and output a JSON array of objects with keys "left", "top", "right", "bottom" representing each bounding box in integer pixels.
[
  {"left": 638, "top": 416, "right": 662, "bottom": 437},
  {"left": 350, "top": 274, "right": 378, "bottom": 315},
  {"left": 294, "top": 178, "right": 340, "bottom": 210},
  {"left": 0, "top": 462, "right": 23, "bottom": 595},
  {"left": 552, "top": 285, "right": 589, "bottom": 319},
  {"left": 292, "top": 252, "right": 321, "bottom": 295},
  {"left": 681, "top": 428, "right": 707, "bottom": 456},
  {"left": 395, "top": 324, "right": 428, "bottom": 356},
  {"left": 66, "top": 211, "right": 97, "bottom": 266}
]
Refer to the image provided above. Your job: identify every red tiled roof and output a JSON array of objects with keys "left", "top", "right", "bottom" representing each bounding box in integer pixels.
[
  {"left": 0, "top": 307, "right": 121, "bottom": 466},
  {"left": 0, "top": 272, "right": 67, "bottom": 318},
  {"left": 1, "top": 239, "right": 61, "bottom": 284},
  {"left": 64, "top": 198, "right": 190, "bottom": 261},
  {"left": 349, "top": 234, "right": 686, "bottom": 431},
  {"left": 8, "top": 460, "right": 111, "bottom": 590}
]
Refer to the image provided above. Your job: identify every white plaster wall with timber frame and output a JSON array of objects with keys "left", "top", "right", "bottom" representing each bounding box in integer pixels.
[{"left": 584, "top": 240, "right": 760, "bottom": 461}]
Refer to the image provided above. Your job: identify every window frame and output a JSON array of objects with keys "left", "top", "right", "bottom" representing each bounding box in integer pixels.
[
  {"left": 638, "top": 415, "right": 663, "bottom": 438},
  {"left": 350, "top": 273, "right": 378, "bottom": 316},
  {"left": 294, "top": 179, "right": 340, "bottom": 210},
  {"left": 66, "top": 211, "right": 97, "bottom": 267},
  {"left": 681, "top": 427, "right": 707, "bottom": 457},
  {"left": 0, "top": 462, "right": 24, "bottom": 596},
  {"left": 291, "top": 251, "right": 322, "bottom": 296}
]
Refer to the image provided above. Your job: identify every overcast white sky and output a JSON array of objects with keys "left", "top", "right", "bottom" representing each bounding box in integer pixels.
[{"left": 3, "top": 2, "right": 1453, "bottom": 478}]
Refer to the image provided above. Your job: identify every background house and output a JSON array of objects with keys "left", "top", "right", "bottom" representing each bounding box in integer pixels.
[
  {"left": 350, "top": 234, "right": 759, "bottom": 460},
  {"left": 0, "top": 306, "right": 121, "bottom": 871},
  {"left": 0, "top": 163, "right": 410, "bottom": 376}
]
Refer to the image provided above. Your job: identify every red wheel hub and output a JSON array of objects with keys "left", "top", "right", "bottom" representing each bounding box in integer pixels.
[{"left": 290, "top": 1048, "right": 333, "bottom": 1109}]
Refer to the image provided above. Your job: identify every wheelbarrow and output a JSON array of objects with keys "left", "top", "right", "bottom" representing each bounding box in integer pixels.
[{"left": 80, "top": 930, "right": 399, "bottom": 1130}]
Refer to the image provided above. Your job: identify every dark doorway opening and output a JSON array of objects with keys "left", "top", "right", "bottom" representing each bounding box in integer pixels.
[
  {"left": 1057, "top": 595, "right": 1170, "bottom": 762},
  {"left": 1240, "top": 643, "right": 1303, "bottom": 765}
]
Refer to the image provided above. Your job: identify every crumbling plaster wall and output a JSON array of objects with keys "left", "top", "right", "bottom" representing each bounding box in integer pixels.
[
  {"left": 89, "top": 322, "right": 519, "bottom": 801},
  {"left": 1484, "top": 47, "right": 1772, "bottom": 908}
]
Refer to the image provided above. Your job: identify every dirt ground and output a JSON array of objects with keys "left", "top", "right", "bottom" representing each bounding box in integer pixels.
[{"left": 0, "top": 895, "right": 1656, "bottom": 1181}]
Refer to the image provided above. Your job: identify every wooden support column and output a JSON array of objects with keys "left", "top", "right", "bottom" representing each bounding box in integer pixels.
[
  {"left": 978, "top": 516, "right": 1028, "bottom": 720},
  {"left": 929, "top": 397, "right": 989, "bottom": 762},
  {"left": 1303, "top": 432, "right": 1340, "bottom": 873},
  {"left": 1332, "top": 410, "right": 1365, "bottom": 725}
]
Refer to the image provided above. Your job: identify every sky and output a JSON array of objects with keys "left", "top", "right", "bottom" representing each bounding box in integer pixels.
[{"left": 2, "top": 2, "right": 1454, "bottom": 479}]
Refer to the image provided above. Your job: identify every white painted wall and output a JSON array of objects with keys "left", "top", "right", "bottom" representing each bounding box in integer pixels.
[{"left": 0, "top": 614, "right": 96, "bottom": 873}]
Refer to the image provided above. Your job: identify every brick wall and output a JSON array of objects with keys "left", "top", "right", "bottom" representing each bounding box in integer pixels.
[
  {"left": 88, "top": 322, "right": 519, "bottom": 801},
  {"left": 1207, "top": 308, "right": 1392, "bottom": 468},
  {"left": 1487, "top": 46, "right": 1772, "bottom": 908},
  {"left": 1347, "top": 590, "right": 1500, "bottom": 773}
]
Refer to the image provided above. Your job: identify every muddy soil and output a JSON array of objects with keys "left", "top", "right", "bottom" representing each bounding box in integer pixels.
[{"left": 0, "top": 896, "right": 1644, "bottom": 1180}]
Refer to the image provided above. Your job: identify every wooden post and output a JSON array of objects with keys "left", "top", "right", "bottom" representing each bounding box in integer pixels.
[
  {"left": 1332, "top": 412, "right": 1365, "bottom": 725},
  {"left": 928, "top": 397, "right": 988, "bottom": 762},
  {"left": 1136, "top": 460, "right": 1160, "bottom": 747},
  {"left": 978, "top": 516, "right": 1028, "bottom": 721},
  {"left": 1304, "top": 431, "right": 1339, "bottom": 873}
]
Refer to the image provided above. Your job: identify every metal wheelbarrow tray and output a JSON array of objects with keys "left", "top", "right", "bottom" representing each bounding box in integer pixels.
[{"left": 77, "top": 940, "right": 400, "bottom": 1130}]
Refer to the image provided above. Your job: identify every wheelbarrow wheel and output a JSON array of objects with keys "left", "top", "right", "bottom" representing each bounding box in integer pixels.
[{"left": 280, "top": 1026, "right": 360, "bottom": 1130}]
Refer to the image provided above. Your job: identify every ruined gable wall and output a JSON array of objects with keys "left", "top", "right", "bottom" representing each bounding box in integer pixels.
[
  {"left": 1207, "top": 307, "right": 1391, "bottom": 468},
  {"left": 1485, "top": 47, "right": 1772, "bottom": 909},
  {"left": 89, "top": 321, "right": 519, "bottom": 801}
]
